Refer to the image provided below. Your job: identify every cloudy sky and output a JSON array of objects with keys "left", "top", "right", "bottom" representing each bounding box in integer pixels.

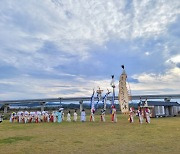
[{"left": 0, "top": 0, "right": 180, "bottom": 100}]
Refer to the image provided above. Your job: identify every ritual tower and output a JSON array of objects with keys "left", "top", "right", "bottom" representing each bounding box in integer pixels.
[{"left": 118, "top": 65, "right": 130, "bottom": 113}]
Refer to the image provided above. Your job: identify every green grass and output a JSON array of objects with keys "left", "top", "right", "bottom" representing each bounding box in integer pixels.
[
  {"left": 0, "top": 115, "right": 179, "bottom": 154},
  {"left": 0, "top": 136, "right": 33, "bottom": 144}
]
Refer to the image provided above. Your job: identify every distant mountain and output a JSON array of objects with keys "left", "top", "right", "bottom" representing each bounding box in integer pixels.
[{"left": 2, "top": 101, "right": 139, "bottom": 110}]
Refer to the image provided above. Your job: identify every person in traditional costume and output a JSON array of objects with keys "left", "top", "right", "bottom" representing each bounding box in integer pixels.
[
  {"left": 137, "top": 107, "right": 143, "bottom": 124},
  {"left": 37, "top": 111, "right": 41, "bottom": 123},
  {"left": 129, "top": 107, "right": 134, "bottom": 123},
  {"left": 9, "top": 112, "right": 14, "bottom": 123},
  {"left": 73, "top": 110, "right": 77, "bottom": 122},
  {"left": 42, "top": 111, "right": 45, "bottom": 121},
  {"left": 46, "top": 112, "right": 50, "bottom": 122},
  {"left": 58, "top": 108, "right": 64, "bottom": 121},
  {"left": 35, "top": 112, "right": 39, "bottom": 123},
  {"left": 101, "top": 109, "right": 106, "bottom": 122},
  {"left": 24, "top": 111, "right": 29, "bottom": 124},
  {"left": 17, "top": 111, "right": 22, "bottom": 123},
  {"left": 56, "top": 109, "right": 62, "bottom": 123},
  {"left": 52, "top": 111, "right": 57, "bottom": 123},
  {"left": 24, "top": 114, "right": 28, "bottom": 124},
  {"left": 111, "top": 105, "right": 117, "bottom": 122},
  {"left": 81, "top": 109, "right": 86, "bottom": 122},
  {"left": 62, "top": 112, "right": 64, "bottom": 121},
  {"left": 12, "top": 112, "right": 16, "bottom": 123},
  {"left": 90, "top": 90, "right": 95, "bottom": 122},
  {"left": 0, "top": 114, "right": 3, "bottom": 123},
  {"left": 30, "top": 112, "right": 35, "bottom": 123},
  {"left": 18, "top": 111, "right": 24, "bottom": 123},
  {"left": 110, "top": 75, "right": 117, "bottom": 123},
  {"left": 50, "top": 113, "right": 53, "bottom": 122},
  {"left": 66, "top": 111, "right": 71, "bottom": 122},
  {"left": 29, "top": 113, "right": 32, "bottom": 123},
  {"left": 44, "top": 112, "right": 48, "bottom": 122},
  {"left": 90, "top": 108, "right": 95, "bottom": 122},
  {"left": 32, "top": 112, "right": 36, "bottom": 123},
  {"left": 145, "top": 107, "right": 151, "bottom": 123},
  {"left": 101, "top": 90, "right": 110, "bottom": 122}
]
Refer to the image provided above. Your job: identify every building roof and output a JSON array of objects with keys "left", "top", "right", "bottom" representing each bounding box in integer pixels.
[{"left": 139, "top": 101, "right": 180, "bottom": 106}]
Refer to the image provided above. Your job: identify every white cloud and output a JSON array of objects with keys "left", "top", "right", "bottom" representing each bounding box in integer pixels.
[
  {"left": 145, "top": 51, "right": 150, "bottom": 56},
  {"left": 0, "top": 75, "right": 114, "bottom": 100},
  {"left": 165, "top": 54, "right": 180, "bottom": 68},
  {"left": 0, "top": 0, "right": 180, "bottom": 99},
  {"left": 131, "top": 67, "right": 180, "bottom": 94},
  {"left": 1, "top": 0, "right": 179, "bottom": 56},
  {"left": 168, "top": 55, "right": 180, "bottom": 63},
  {"left": 131, "top": 0, "right": 180, "bottom": 38},
  {"left": 0, "top": 0, "right": 178, "bottom": 72}
]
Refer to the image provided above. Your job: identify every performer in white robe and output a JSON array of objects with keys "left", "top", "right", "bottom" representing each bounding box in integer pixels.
[
  {"left": 35, "top": 112, "right": 39, "bottom": 123},
  {"left": 19, "top": 112, "right": 24, "bottom": 123},
  {"left": 24, "top": 115, "right": 28, "bottom": 124},
  {"left": 66, "top": 111, "right": 71, "bottom": 122},
  {"left": 137, "top": 108, "right": 143, "bottom": 124},
  {"left": 53, "top": 111, "right": 57, "bottom": 123},
  {"left": 62, "top": 112, "right": 64, "bottom": 121},
  {"left": 101, "top": 109, "right": 106, "bottom": 122},
  {"left": 129, "top": 107, "right": 134, "bottom": 123},
  {"left": 111, "top": 106, "right": 117, "bottom": 122},
  {"left": 9, "top": 113, "right": 13, "bottom": 123},
  {"left": 17, "top": 111, "right": 22, "bottom": 123},
  {"left": 90, "top": 109, "right": 95, "bottom": 122},
  {"left": 30, "top": 112, "right": 35, "bottom": 123},
  {"left": 0, "top": 114, "right": 3, "bottom": 123},
  {"left": 81, "top": 109, "right": 86, "bottom": 122},
  {"left": 46, "top": 113, "right": 50, "bottom": 122},
  {"left": 24, "top": 111, "right": 29, "bottom": 124},
  {"left": 145, "top": 108, "right": 151, "bottom": 123},
  {"left": 73, "top": 110, "right": 78, "bottom": 122}
]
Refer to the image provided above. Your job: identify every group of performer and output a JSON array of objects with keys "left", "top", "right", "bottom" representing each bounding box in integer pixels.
[
  {"left": 8, "top": 109, "right": 87, "bottom": 123},
  {"left": 129, "top": 107, "right": 151, "bottom": 124},
  {"left": 9, "top": 110, "right": 64, "bottom": 123},
  {"left": 6, "top": 68, "right": 153, "bottom": 125},
  {"left": 8, "top": 107, "right": 116, "bottom": 124},
  {"left": 9, "top": 106, "right": 151, "bottom": 124}
]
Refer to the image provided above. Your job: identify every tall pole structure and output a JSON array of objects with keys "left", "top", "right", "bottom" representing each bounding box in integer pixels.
[
  {"left": 110, "top": 75, "right": 115, "bottom": 107},
  {"left": 4, "top": 104, "right": 9, "bottom": 114},
  {"left": 79, "top": 100, "right": 83, "bottom": 112},
  {"left": 119, "top": 65, "right": 129, "bottom": 113},
  {"left": 96, "top": 87, "right": 103, "bottom": 109},
  {"left": 102, "top": 89, "right": 110, "bottom": 111}
]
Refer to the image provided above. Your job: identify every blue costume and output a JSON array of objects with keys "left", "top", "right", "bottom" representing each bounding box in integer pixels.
[{"left": 56, "top": 111, "right": 62, "bottom": 123}]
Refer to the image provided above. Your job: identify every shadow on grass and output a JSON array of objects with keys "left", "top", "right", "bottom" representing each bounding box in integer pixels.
[{"left": 0, "top": 136, "right": 33, "bottom": 144}]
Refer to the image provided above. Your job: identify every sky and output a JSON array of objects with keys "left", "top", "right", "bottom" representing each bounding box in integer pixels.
[{"left": 0, "top": 0, "right": 180, "bottom": 100}]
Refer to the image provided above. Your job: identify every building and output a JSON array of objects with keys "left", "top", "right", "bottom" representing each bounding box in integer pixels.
[{"left": 139, "top": 101, "right": 180, "bottom": 118}]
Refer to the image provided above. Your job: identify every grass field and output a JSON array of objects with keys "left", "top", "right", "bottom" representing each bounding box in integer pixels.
[{"left": 0, "top": 115, "right": 180, "bottom": 154}]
